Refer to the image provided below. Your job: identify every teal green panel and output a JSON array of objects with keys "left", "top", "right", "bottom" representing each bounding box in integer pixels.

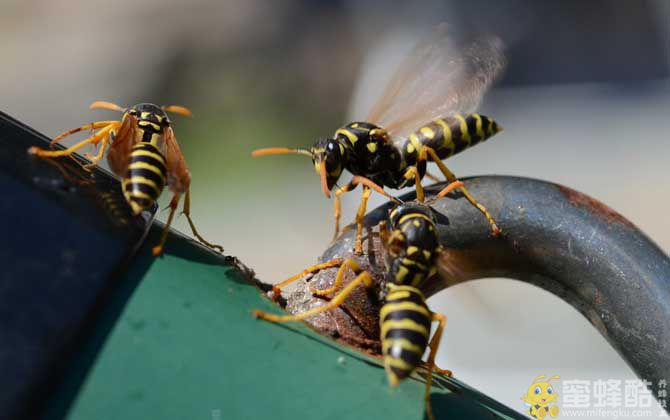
[{"left": 60, "top": 228, "right": 523, "bottom": 420}]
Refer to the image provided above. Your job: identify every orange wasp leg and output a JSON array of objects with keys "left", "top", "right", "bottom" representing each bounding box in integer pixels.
[
  {"left": 310, "top": 257, "right": 364, "bottom": 297},
  {"left": 181, "top": 189, "right": 224, "bottom": 253},
  {"left": 423, "top": 312, "right": 450, "bottom": 420},
  {"left": 253, "top": 259, "right": 373, "bottom": 323},
  {"left": 332, "top": 183, "right": 356, "bottom": 242},
  {"left": 354, "top": 186, "right": 372, "bottom": 255},
  {"left": 28, "top": 123, "right": 117, "bottom": 160},
  {"left": 435, "top": 180, "right": 464, "bottom": 198},
  {"left": 49, "top": 121, "right": 119, "bottom": 148},
  {"left": 378, "top": 220, "right": 390, "bottom": 247},
  {"left": 82, "top": 129, "right": 116, "bottom": 170},
  {"left": 421, "top": 146, "right": 501, "bottom": 236},
  {"left": 332, "top": 175, "right": 400, "bottom": 253},
  {"left": 270, "top": 258, "right": 344, "bottom": 302},
  {"left": 350, "top": 176, "right": 400, "bottom": 255},
  {"left": 403, "top": 166, "right": 425, "bottom": 203},
  {"left": 152, "top": 193, "right": 181, "bottom": 256}
]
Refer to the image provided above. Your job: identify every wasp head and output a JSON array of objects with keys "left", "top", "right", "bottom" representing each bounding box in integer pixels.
[
  {"left": 250, "top": 137, "right": 348, "bottom": 198},
  {"left": 310, "top": 138, "right": 347, "bottom": 198},
  {"left": 387, "top": 203, "right": 438, "bottom": 255},
  {"left": 388, "top": 203, "right": 434, "bottom": 228},
  {"left": 126, "top": 103, "right": 171, "bottom": 127}
]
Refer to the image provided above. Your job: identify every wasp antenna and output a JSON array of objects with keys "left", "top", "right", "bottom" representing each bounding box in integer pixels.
[
  {"left": 89, "top": 101, "right": 125, "bottom": 112},
  {"left": 251, "top": 148, "right": 312, "bottom": 158},
  {"left": 163, "top": 105, "right": 193, "bottom": 118}
]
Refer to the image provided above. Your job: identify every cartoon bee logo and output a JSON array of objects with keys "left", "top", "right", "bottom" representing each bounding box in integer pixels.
[{"left": 521, "top": 375, "right": 560, "bottom": 419}]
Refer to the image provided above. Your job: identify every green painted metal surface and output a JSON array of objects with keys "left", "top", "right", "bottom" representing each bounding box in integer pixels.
[{"left": 53, "top": 227, "right": 523, "bottom": 420}]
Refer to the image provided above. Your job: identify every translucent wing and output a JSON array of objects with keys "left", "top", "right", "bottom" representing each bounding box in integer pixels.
[
  {"left": 366, "top": 24, "right": 506, "bottom": 138},
  {"left": 107, "top": 113, "right": 138, "bottom": 176},
  {"left": 163, "top": 126, "right": 191, "bottom": 194}
]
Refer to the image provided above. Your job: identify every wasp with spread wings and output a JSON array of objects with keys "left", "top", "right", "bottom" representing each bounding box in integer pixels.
[
  {"left": 28, "top": 101, "right": 224, "bottom": 256},
  {"left": 253, "top": 25, "right": 506, "bottom": 254}
]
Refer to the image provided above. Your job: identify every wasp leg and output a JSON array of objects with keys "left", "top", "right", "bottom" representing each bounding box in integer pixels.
[
  {"left": 378, "top": 220, "right": 390, "bottom": 248},
  {"left": 403, "top": 166, "right": 425, "bottom": 203},
  {"left": 333, "top": 181, "right": 357, "bottom": 242},
  {"left": 365, "top": 226, "right": 375, "bottom": 256},
  {"left": 353, "top": 186, "right": 372, "bottom": 255},
  {"left": 310, "top": 258, "right": 362, "bottom": 297},
  {"left": 333, "top": 176, "right": 400, "bottom": 249},
  {"left": 152, "top": 193, "right": 181, "bottom": 256},
  {"left": 253, "top": 259, "right": 373, "bottom": 323},
  {"left": 422, "top": 147, "right": 501, "bottom": 236},
  {"left": 431, "top": 365, "right": 453, "bottom": 377},
  {"left": 419, "top": 360, "right": 452, "bottom": 377},
  {"left": 28, "top": 124, "right": 116, "bottom": 159},
  {"left": 182, "top": 189, "right": 224, "bottom": 253},
  {"left": 423, "top": 312, "right": 449, "bottom": 420},
  {"left": 435, "top": 180, "right": 464, "bottom": 198},
  {"left": 49, "top": 121, "right": 119, "bottom": 149},
  {"left": 82, "top": 129, "right": 114, "bottom": 170},
  {"left": 348, "top": 175, "right": 400, "bottom": 255},
  {"left": 271, "top": 258, "right": 344, "bottom": 302},
  {"left": 349, "top": 176, "right": 399, "bottom": 203}
]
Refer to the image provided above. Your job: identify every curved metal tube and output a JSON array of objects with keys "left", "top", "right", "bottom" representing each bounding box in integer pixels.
[{"left": 286, "top": 176, "right": 670, "bottom": 400}]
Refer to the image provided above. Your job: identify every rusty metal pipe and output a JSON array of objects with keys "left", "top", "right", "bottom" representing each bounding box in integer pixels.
[{"left": 285, "top": 176, "right": 670, "bottom": 402}]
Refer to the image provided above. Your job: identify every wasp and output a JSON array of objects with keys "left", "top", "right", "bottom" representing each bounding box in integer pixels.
[
  {"left": 253, "top": 25, "right": 506, "bottom": 254},
  {"left": 253, "top": 181, "right": 463, "bottom": 420},
  {"left": 27, "top": 101, "right": 224, "bottom": 256}
]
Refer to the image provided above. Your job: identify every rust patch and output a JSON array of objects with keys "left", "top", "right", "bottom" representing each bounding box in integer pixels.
[
  {"left": 558, "top": 185, "right": 635, "bottom": 228},
  {"left": 284, "top": 234, "right": 386, "bottom": 356},
  {"left": 594, "top": 288, "right": 603, "bottom": 308}
]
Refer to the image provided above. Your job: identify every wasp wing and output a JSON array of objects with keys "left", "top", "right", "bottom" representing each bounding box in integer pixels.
[
  {"left": 107, "top": 113, "right": 138, "bottom": 176},
  {"left": 365, "top": 24, "right": 506, "bottom": 138},
  {"left": 163, "top": 126, "right": 191, "bottom": 194}
]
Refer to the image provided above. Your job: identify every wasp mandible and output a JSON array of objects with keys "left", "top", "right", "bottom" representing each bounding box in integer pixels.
[
  {"left": 28, "top": 101, "right": 224, "bottom": 256},
  {"left": 253, "top": 25, "right": 506, "bottom": 254}
]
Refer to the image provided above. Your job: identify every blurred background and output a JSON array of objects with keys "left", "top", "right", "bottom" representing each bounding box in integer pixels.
[{"left": 2, "top": 0, "right": 668, "bottom": 417}]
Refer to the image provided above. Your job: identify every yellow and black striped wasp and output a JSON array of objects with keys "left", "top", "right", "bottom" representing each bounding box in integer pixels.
[
  {"left": 253, "top": 25, "right": 506, "bottom": 254},
  {"left": 28, "top": 101, "right": 223, "bottom": 256},
  {"left": 253, "top": 181, "right": 464, "bottom": 420}
]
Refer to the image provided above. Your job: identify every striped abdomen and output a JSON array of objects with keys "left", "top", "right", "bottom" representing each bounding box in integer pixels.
[
  {"left": 402, "top": 113, "right": 502, "bottom": 164},
  {"left": 388, "top": 218, "right": 439, "bottom": 288},
  {"left": 121, "top": 142, "right": 167, "bottom": 215},
  {"left": 380, "top": 284, "right": 432, "bottom": 386}
]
